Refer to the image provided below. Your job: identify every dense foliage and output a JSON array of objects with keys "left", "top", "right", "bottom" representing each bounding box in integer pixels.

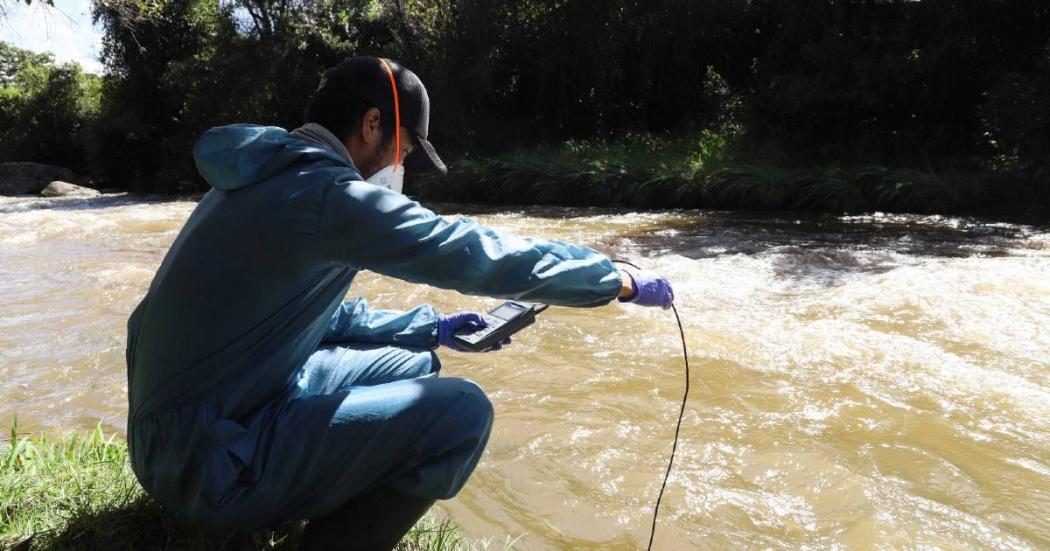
[
  {"left": 0, "top": 42, "right": 100, "bottom": 171},
  {"left": 0, "top": 0, "right": 1047, "bottom": 201}
]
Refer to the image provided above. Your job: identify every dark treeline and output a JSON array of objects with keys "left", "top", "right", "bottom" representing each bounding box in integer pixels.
[{"left": 1, "top": 0, "right": 1048, "bottom": 199}]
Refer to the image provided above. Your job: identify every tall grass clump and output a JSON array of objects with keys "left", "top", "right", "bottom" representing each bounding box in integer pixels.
[
  {"left": 1, "top": 421, "right": 511, "bottom": 551},
  {"left": 407, "top": 133, "right": 1049, "bottom": 218},
  {"left": 409, "top": 133, "right": 704, "bottom": 208}
]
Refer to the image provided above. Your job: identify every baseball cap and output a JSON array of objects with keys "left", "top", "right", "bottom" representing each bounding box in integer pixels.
[{"left": 316, "top": 56, "right": 447, "bottom": 175}]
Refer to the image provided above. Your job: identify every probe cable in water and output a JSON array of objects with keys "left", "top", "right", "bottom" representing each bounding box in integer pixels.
[{"left": 612, "top": 260, "right": 691, "bottom": 551}]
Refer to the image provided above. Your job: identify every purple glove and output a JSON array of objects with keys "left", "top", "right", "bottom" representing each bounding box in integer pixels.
[
  {"left": 438, "top": 312, "right": 512, "bottom": 352},
  {"left": 619, "top": 270, "right": 674, "bottom": 309}
]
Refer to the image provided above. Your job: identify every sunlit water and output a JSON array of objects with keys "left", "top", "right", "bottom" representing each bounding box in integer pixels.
[{"left": 1, "top": 194, "right": 1048, "bottom": 549}]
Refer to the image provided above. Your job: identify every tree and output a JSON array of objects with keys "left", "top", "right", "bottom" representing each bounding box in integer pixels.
[
  {"left": 29, "top": 0, "right": 1049, "bottom": 190},
  {"left": 0, "top": 40, "right": 54, "bottom": 86},
  {"left": 0, "top": 40, "right": 100, "bottom": 169}
]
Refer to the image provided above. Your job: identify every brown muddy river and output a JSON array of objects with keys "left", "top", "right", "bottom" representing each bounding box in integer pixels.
[{"left": 0, "top": 194, "right": 1048, "bottom": 549}]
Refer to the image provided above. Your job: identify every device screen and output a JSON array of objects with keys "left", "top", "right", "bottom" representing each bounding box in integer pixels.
[{"left": 491, "top": 303, "right": 525, "bottom": 320}]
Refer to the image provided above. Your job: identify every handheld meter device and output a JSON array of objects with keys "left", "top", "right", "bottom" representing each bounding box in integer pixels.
[{"left": 452, "top": 301, "right": 548, "bottom": 352}]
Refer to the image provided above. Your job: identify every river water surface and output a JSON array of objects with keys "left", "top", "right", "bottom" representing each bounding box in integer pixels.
[{"left": 1, "top": 194, "right": 1048, "bottom": 549}]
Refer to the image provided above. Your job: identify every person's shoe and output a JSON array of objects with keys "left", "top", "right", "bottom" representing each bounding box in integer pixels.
[{"left": 299, "top": 486, "right": 436, "bottom": 551}]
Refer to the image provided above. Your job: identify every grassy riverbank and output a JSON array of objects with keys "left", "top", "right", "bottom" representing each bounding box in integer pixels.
[
  {"left": 408, "top": 135, "right": 1050, "bottom": 219},
  {"left": 0, "top": 423, "right": 492, "bottom": 551}
]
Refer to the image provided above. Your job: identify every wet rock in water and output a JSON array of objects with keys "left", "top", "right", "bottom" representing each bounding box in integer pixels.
[
  {"left": 39, "top": 180, "right": 101, "bottom": 198},
  {"left": 0, "top": 162, "right": 82, "bottom": 195}
]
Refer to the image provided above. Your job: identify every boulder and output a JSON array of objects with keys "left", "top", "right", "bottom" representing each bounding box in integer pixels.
[
  {"left": 40, "top": 180, "right": 101, "bottom": 198},
  {"left": 0, "top": 162, "right": 82, "bottom": 195}
]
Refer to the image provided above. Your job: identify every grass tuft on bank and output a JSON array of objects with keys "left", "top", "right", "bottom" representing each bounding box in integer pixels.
[
  {"left": 408, "top": 134, "right": 1050, "bottom": 217},
  {"left": 0, "top": 422, "right": 503, "bottom": 551}
]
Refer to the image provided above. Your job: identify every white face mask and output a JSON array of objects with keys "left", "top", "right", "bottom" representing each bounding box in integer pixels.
[{"left": 365, "top": 164, "right": 405, "bottom": 194}]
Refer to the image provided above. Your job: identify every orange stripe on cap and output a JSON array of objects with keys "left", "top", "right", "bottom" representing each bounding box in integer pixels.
[{"left": 378, "top": 58, "right": 401, "bottom": 171}]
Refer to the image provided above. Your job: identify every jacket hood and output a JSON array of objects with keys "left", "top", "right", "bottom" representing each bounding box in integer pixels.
[{"left": 193, "top": 124, "right": 358, "bottom": 191}]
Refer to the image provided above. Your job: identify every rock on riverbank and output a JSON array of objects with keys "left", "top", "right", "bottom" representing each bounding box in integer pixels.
[
  {"left": 0, "top": 163, "right": 84, "bottom": 196},
  {"left": 39, "top": 181, "right": 101, "bottom": 198}
]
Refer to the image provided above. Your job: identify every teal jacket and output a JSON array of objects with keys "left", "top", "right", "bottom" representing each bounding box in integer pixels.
[{"left": 125, "top": 124, "right": 622, "bottom": 424}]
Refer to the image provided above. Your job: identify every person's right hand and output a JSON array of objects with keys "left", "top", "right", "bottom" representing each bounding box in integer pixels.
[
  {"left": 618, "top": 270, "right": 674, "bottom": 309},
  {"left": 438, "top": 312, "right": 512, "bottom": 352}
]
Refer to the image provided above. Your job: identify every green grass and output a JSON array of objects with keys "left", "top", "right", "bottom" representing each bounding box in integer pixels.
[
  {"left": 0, "top": 421, "right": 515, "bottom": 551},
  {"left": 407, "top": 133, "right": 1050, "bottom": 217}
]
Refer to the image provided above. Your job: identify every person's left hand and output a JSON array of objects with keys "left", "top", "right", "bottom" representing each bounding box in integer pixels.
[
  {"left": 438, "top": 312, "right": 512, "bottom": 352},
  {"left": 617, "top": 270, "right": 674, "bottom": 309}
]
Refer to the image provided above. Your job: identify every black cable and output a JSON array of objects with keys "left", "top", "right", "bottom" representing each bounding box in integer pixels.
[{"left": 612, "top": 260, "right": 690, "bottom": 550}]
